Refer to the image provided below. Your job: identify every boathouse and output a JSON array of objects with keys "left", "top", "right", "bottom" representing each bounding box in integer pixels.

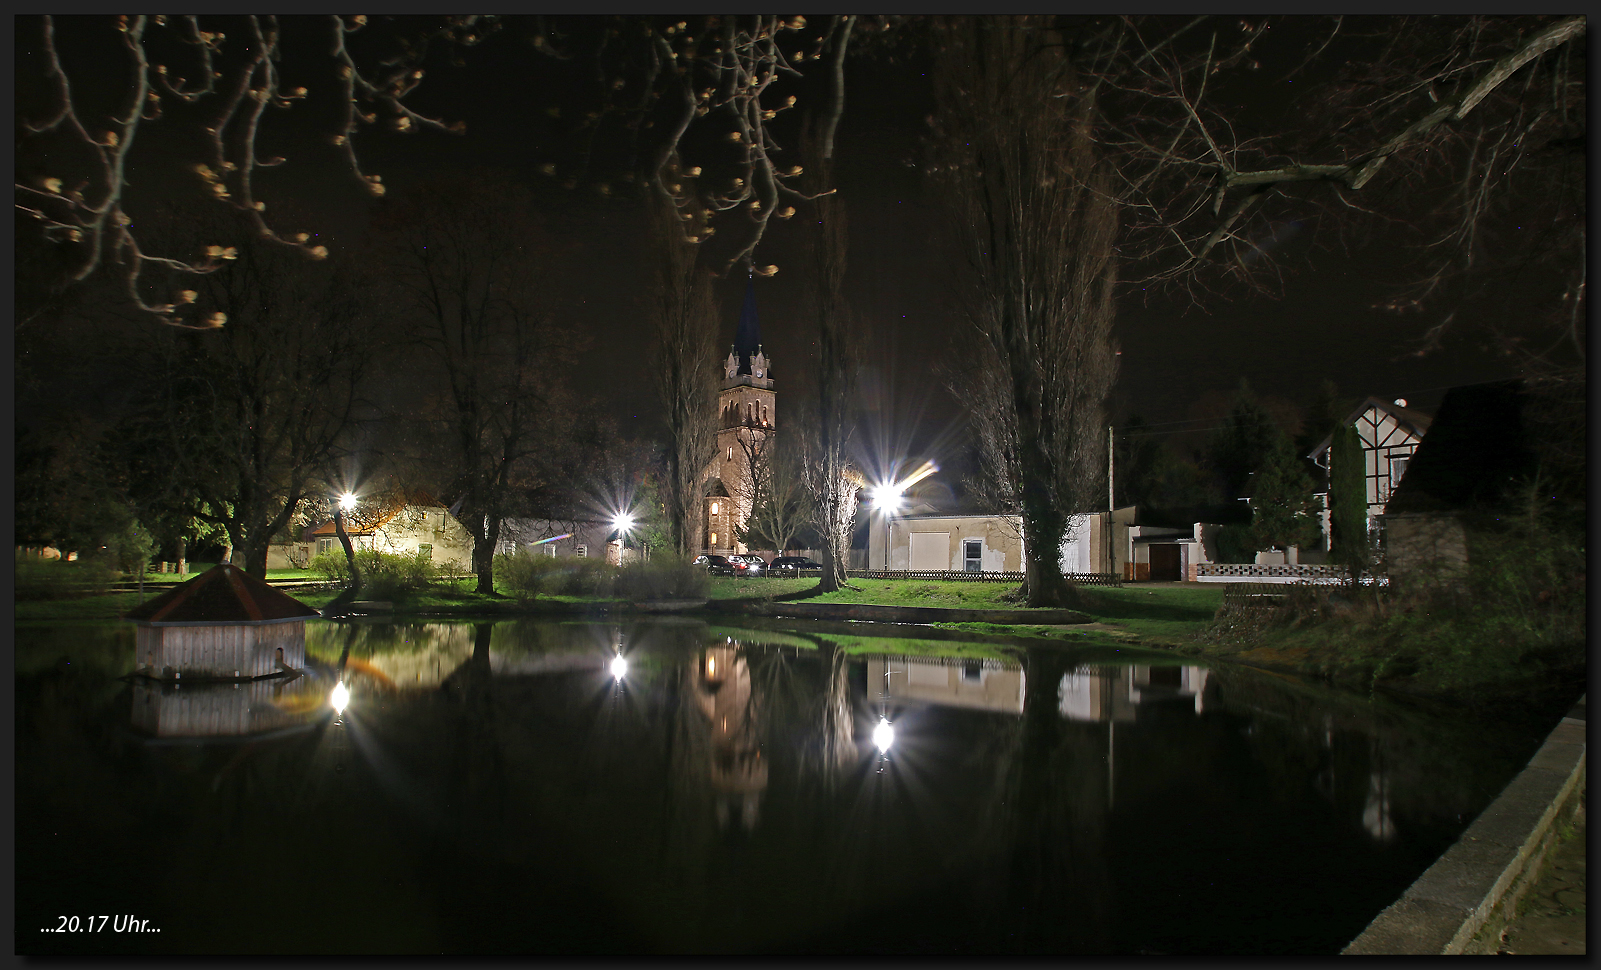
[{"left": 124, "top": 563, "right": 321, "bottom": 681}]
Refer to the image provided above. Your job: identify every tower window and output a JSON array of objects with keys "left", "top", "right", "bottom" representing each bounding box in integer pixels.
[
  {"left": 729, "top": 445, "right": 734, "bottom": 461},
  {"left": 711, "top": 502, "right": 720, "bottom": 515},
  {"left": 710, "top": 532, "right": 718, "bottom": 546}
]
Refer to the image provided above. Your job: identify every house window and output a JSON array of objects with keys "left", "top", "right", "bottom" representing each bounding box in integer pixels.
[
  {"left": 964, "top": 540, "right": 983, "bottom": 573},
  {"left": 317, "top": 537, "right": 334, "bottom": 555},
  {"left": 711, "top": 502, "right": 720, "bottom": 515},
  {"left": 576, "top": 545, "right": 588, "bottom": 559},
  {"left": 545, "top": 543, "right": 557, "bottom": 558},
  {"left": 1389, "top": 455, "right": 1409, "bottom": 483},
  {"left": 418, "top": 543, "right": 433, "bottom": 560}
]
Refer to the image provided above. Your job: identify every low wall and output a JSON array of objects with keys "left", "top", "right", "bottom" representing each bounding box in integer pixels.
[{"left": 1343, "top": 696, "right": 1587, "bottom": 955}]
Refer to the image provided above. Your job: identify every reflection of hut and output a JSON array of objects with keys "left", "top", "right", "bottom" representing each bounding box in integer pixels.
[
  {"left": 129, "top": 677, "right": 328, "bottom": 738},
  {"left": 123, "top": 563, "right": 320, "bottom": 681}
]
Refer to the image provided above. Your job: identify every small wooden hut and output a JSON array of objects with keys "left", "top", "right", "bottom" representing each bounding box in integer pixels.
[{"left": 124, "top": 563, "right": 321, "bottom": 681}]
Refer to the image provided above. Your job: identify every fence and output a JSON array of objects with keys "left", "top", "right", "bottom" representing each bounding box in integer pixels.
[
  {"left": 852, "top": 569, "right": 1123, "bottom": 587},
  {"left": 1197, "top": 563, "right": 1389, "bottom": 585}
]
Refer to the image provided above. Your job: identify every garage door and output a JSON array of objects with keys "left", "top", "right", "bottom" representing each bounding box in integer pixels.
[{"left": 909, "top": 532, "right": 951, "bottom": 571}]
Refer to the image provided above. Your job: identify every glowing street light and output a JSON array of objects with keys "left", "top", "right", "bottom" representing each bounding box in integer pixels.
[
  {"left": 339, "top": 492, "right": 357, "bottom": 511},
  {"left": 613, "top": 511, "right": 636, "bottom": 534},
  {"left": 872, "top": 460, "right": 937, "bottom": 571},
  {"left": 610, "top": 654, "right": 629, "bottom": 679}
]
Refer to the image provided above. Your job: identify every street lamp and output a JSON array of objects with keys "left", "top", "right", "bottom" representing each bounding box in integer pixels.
[
  {"left": 339, "top": 492, "right": 357, "bottom": 511},
  {"left": 612, "top": 511, "right": 636, "bottom": 566},
  {"left": 874, "top": 484, "right": 905, "bottom": 571}
]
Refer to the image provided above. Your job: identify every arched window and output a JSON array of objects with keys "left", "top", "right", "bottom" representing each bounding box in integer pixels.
[
  {"left": 711, "top": 502, "right": 720, "bottom": 515},
  {"left": 710, "top": 532, "right": 718, "bottom": 546}
]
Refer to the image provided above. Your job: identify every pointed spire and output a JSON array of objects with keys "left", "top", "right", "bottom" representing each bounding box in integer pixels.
[{"left": 732, "top": 277, "right": 762, "bottom": 375}]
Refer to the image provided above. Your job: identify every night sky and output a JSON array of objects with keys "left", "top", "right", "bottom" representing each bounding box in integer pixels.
[{"left": 15, "top": 16, "right": 1559, "bottom": 477}]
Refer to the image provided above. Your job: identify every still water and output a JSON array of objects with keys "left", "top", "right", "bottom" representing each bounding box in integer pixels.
[{"left": 16, "top": 617, "right": 1556, "bottom": 955}]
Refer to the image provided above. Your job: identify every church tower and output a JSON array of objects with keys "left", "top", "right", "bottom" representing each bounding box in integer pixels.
[{"left": 704, "top": 279, "right": 775, "bottom": 554}]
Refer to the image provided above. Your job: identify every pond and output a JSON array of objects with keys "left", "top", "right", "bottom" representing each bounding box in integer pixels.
[{"left": 15, "top": 616, "right": 1560, "bottom": 955}]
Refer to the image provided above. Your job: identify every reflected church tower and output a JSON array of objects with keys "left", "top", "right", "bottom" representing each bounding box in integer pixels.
[
  {"left": 702, "top": 278, "right": 774, "bottom": 555},
  {"left": 693, "top": 642, "right": 768, "bottom": 830}
]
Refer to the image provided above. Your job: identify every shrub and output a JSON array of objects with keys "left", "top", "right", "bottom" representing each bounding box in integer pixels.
[
  {"left": 615, "top": 555, "right": 709, "bottom": 601},
  {"left": 309, "top": 550, "right": 350, "bottom": 583},
  {"left": 13, "top": 557, "right": 120, "bottom": 600},
  {"left": 495, "top": 551, "right": 619, "bottom": 598},
  {"left": 308, "top": 548, "right": 437, "bottom": 597}
]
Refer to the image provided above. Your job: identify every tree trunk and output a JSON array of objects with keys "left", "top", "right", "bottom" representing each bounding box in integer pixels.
[
  {"left": 175, "top": 534, "right": 187, "bottom": 574},
  {"left": 473, "top": 513, "right": 501, "bottom": 595},
  {"left": 334, "top": 508, "right": 362, "bottom": 593}
]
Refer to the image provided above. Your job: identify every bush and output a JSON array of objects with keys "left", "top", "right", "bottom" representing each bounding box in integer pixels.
[
  {"left": 13, "top": 556, "right": 120, "bottom": 600},
  {"left": 495, "top": 551, "right": 619, "bottom": 598},
  {"left": 308, "top": 548, "right": 437, "bottom": 597},
  {"left": 615, "top": 555, "right": 709, "bottom": 601},
  {"left": 1215, "top": 524, "right": 1258, "bottom": 564}
]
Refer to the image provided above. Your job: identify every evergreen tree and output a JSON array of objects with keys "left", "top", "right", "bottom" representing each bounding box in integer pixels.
[
  {"left": 1328, "top": 423, "right": 1370, "bottom": 574},
  {"left": 1250, "top": 439, "right": 1323, "bottom": 553}
]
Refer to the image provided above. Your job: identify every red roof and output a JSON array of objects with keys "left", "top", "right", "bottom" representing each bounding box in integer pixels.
[
  {"left": 307, "top": 489, "right": 446, "bottom": 538},
  {"left": 123, "top": 563, "right": 321, "bottom": 624}
]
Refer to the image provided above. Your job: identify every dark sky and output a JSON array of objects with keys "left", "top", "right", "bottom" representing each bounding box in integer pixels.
[{"left": 16, "top": 16, "right": 1555, "bottom": 478}]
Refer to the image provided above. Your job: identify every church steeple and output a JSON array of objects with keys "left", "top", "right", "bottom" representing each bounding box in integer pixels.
[{"left": 731, "top": 277, "right": 763, "bottom": 377}]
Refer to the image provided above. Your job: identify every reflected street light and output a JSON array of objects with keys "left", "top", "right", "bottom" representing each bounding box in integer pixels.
[
  {"left": 873, "top": 716, "right": 895, "bottom": 752},
  {"left": 330, "top": 680, "right": 350, "bottom": 714}
]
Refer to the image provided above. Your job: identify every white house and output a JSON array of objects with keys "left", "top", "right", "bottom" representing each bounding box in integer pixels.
[{"left": 268, "top": 490, "right": 475, "bottom": 570}]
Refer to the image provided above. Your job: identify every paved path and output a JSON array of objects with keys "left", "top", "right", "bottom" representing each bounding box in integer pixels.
[{"left": 1494, "top": 803, "right": 1586, "bottom": 955}]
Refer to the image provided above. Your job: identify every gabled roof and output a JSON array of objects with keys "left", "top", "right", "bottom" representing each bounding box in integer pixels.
[
  {"left": 308, "top": 489, "right": 448, "bottom": 537},
  {"left": 1385, "top": 378, "right": 1584, "bottom": 514},
  {"left": 124, "top": 563, "right": 320, "bottom": 624},
  {"left": 1307, "top": 396, "right": 1433, "bottom": 461}
]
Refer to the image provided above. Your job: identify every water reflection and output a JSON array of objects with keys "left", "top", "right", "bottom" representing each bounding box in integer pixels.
[
  {"left": 693, "top": 642, "right": 767, "bottom": 830},
  {"left": 17, "top": 618, "right": 1559, "bottom": 955},
  {"left": 129, "top": 675, "right": 330, "bottom": 739},
  {"left": 1058, "top": 663, "right": 1212, "bottom": 723},
  {"left": 868, "top": 656, "right": 1026, "bottom": 714}
]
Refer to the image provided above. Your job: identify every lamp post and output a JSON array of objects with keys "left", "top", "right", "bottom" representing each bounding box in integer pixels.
[
  {"left": 873, "top": 484, "right": 904, "bottom": 572},
  {"left": 612, "top": 511, "right": 636, "bottom": 566}
]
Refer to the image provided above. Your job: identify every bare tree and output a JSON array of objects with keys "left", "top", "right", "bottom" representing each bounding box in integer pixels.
[
  {"left": 1085, "top": 16, "right": 1586, "bottom": 362},
  {"left": 933, "top": 17, "right": 1120, "bottom": 608},
  {"left": 371, "top": 175, "right": 582, "bottom": 594},
  {"left": 113, "top": 205, "right": 377, "bottom": 577},
  {"left": 14, "top": 15, "right": 862, "bottom": 327},
  {"left": 797, "top": 146, "right": 862, "bottom": 592},
  {"left": 736, "top": 429, "right": 811, "bottom": 555},
  {"left": 647, "top": 199, "right": 721, "bottom": 556}
]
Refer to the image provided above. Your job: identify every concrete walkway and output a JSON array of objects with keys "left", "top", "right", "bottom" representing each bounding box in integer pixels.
[{"left": 1493, "top": 806, "right": 1586, "bottom": 954}]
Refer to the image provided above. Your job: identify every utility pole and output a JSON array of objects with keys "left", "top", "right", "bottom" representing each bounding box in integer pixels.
[{"left": 1107, "top": 425, "right": 1115, "bottom": 578}]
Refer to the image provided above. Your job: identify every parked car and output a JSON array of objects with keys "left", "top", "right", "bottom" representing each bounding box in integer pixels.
[
  {"left": 693, "top": 554, "right": 734, "bottom": 576},
  {"left": 769, "top": 556, "right": 825, "bottom": 574},
  {"left": 727, "top": 554, "right": 766, "bottom": 576}
]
